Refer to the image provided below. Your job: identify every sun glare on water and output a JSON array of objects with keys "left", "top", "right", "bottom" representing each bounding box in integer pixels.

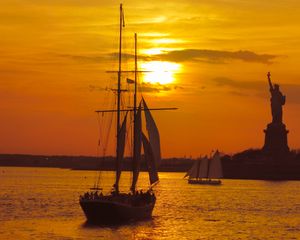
[{"left": 140, "top": 61, "right": 181, "bottom": 85}]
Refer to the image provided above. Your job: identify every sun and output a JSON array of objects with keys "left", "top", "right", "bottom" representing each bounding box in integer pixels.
[{"left": 140, "top": 61, "right": 181, "bottom": 85}]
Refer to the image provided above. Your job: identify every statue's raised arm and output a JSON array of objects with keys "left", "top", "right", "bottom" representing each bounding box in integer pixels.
[
  {"left": 267, "top": 72, "right": 285, "bottom": 124},
  {"left": 267, "top": 72, "right": 273, "bottom": 91}
]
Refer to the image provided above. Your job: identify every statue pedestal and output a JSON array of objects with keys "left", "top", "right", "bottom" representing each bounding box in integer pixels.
[{"left": 263, "top": 122, "right": 289, "bottom": 156}]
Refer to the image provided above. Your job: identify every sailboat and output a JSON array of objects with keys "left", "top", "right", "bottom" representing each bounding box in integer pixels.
[
  {"left": 79, "top": 4, "right": 175, "bottom": 224},
  {"left": 185, "top": 151, "right": 223, "bottom": 185}
]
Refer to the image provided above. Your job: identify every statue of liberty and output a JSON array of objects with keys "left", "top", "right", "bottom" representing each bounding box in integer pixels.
[
  {"left": 263, "top": 72, "right": 289, "bottom": 155},
  {"left": 267, "top": 72, "right": 286, "bottom": 124}
]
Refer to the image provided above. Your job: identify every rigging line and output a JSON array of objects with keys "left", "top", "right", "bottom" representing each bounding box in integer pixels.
[
  {"left": 120, "top": 88, "right": 132, "bottom": 156},
  {"left": 127, "top": 82, "right": 134, "bottom": 156},
  {"left": 103, "top": 111, "right": 114, "bottom": 158},
  {"left": 95, "top": 109, "right": 114, "bottom": 190},
  {"left": 94, "top": 113, "right": 103, "bottom": 189},
  {"left": 94, "top": 91, "right": 115, "bottom": 189},
  {"left": 97, "top": 112, "right": 108, "bottom": 187},
  {"left": 130, "top": 110, "right": 136, "bottom": 188},
  {"left": 95, "top": 107, "right": 178, "bottom": 113},
  {"left": 126, "top": 114, "right": 134, "bottom": 188}
]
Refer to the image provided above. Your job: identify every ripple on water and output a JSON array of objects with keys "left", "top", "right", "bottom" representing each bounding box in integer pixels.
[{"left": 1, "top": 169, "right": 300, "bottom": 240}]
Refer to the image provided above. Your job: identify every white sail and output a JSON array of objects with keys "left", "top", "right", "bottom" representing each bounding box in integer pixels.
[
  {"left": 143, "top": 98, "right": 161, "bottom": 167},
  {"left": 185, "top": 160, "right": 200, "bottom": 179},
  {"left": 142, "top": 132, "right": 159, "bottom": 185},
  {"left": 198, "top": 156, "right": 209, "bottom": 178},
  {"left": 208, "top": 151, "right": 223, "bottom": 179}
]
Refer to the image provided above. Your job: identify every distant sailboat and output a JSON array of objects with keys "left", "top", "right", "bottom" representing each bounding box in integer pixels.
[
  {"left": 79, "top": 4, "right": 176, "bottom": 224},
  {"left": 185, "top": 151, "right": 223, "bottom": 185}
]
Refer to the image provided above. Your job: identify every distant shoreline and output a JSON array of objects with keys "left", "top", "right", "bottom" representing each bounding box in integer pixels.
[
  {"left": 0, "top": 153, "right": 192, "bottom": 172},
  {"left": 1, "top": 150, "right": 300, "bottom": 180}
]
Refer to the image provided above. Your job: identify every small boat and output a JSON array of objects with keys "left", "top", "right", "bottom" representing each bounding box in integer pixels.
[
  {"left": 185, "top": 151, "right": 223, "bottom": 185},
  {"left": 79, "top": 4, "right": 175, "bottom": 225}
]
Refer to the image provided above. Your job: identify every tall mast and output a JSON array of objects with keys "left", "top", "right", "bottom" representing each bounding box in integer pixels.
[
  {"left": 114, "top": 3, "right": 124, "bottom": 193},
  {"left": 131, "top": 33, "right": 139, "bottom": 192},
  {"left": 134, "top": 33, "right": 137, "bottom": 117}
]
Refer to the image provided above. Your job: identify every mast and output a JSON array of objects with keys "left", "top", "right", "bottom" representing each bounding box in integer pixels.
[
  {"left": 134, "top": 33, "right": 137, "bottom": 118},
  {"left": 131, "top": 33, "right": 140, "bottom": 192},
  {"left": 114, "top": 3, "right": 124, "bottom": 193}
]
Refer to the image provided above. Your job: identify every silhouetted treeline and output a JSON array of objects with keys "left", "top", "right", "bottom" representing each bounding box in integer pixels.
[
  {"left": 1, "top": 150, "right": 300, "bottom": 180},
  {"left": 0, "top": 154, "right": 193, "bottom": 172}
]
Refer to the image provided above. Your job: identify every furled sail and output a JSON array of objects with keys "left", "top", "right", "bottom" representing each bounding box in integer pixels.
[
  {"left": 184, "top": 160, "right": 199, "bottom": 179},
  {"left": 143, "top": 98, "right": 161, "bottom": 167},
  {"left": 131, "top": 104, "right": 142, "bottom": 192},
  {"left": 208, "top": 151, "right": 223, "bottom": 179},
  {"left": 142, "top": 132, "right": 159, "bottom": 185},
  {"left": 114, "top": 113, "right": 127, "bottom": 192},
  {"left": 198, "top": 156, "right": 209, "bottom": 178}
]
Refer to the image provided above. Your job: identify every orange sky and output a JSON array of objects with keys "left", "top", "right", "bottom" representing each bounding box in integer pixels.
[{"left": 1, "top": 0, "right": 300, "bottom": 157}]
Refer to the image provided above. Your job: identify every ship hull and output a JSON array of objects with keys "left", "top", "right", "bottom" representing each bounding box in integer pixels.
[
  {"left": 80, "top": 197, "right": 155, "bottom": 224},
  {"left": 188, "top": 179, "right": 222, "bottom": 185}
]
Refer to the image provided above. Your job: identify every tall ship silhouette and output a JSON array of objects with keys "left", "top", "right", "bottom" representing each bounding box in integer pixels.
[{"left": 79, "top": 4, "right": 176, "bottom": 224}]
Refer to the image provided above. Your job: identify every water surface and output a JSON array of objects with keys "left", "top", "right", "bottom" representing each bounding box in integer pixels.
[{"left": 0, "top": 167, "right": 299, "bottom": 239}]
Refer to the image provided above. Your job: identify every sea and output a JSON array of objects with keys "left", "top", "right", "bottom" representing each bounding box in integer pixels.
[{"left": 0, "top": 167, "right": 299, "bottom": 240}]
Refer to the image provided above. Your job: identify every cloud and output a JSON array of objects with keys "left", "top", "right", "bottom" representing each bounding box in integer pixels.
[
  {"left": 228, "top": 90, "right": 249, "bottom": 97},
  {"left": 139, "top": 82, "right": 172, "bottom": 93},
  {"left": 59, "top": 52, "right": 152, "bottom": 64},
  {"left": 213, "top": 77, "right": 264, "bottom": 90},
  {"left": 0, "top": 68, "right": 41, "bottom": 75},
  {"left": 58, "top": 54, "right": 105, "bottom": 63},
  {"left": 139, "top": 82, "right": 184, "bottom": 93},
  {"left": 154, "top": 49, "right": 277, "bottom": 64},
  {"left": 212, "top": 77, "right": 300, "bottom": 104},
  {"left": 107, "top": 53, "right": 151, "bottom": 61},
  {"left": 89, "top": 85, "right": 108, "bottom": 92},
  {"left": 59, "top": 49, "right": 277, "bottom": 65},
  {"left": 89, "top": 82, "right": 181, "bottom": 93}
]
